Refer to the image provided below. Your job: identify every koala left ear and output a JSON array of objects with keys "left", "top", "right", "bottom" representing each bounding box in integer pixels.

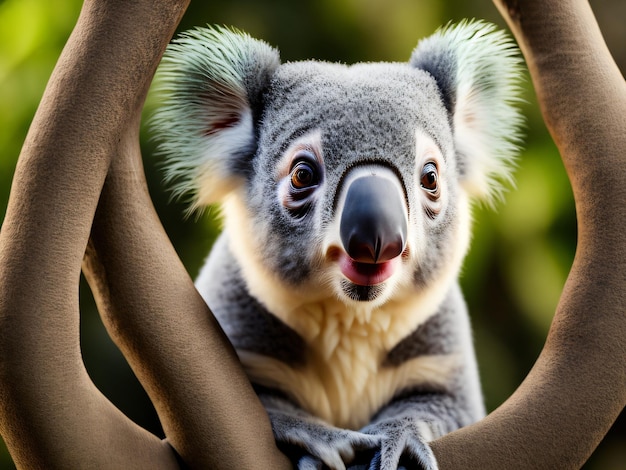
[
  {"left": 151, "top": 26, "right": 280, "bottom": 210},
  {"left": 410, "top": 21, "right": 524, "bottom": 202}
]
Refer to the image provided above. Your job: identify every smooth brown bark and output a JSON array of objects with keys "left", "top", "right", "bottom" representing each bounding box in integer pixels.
[
  {"left": 83, "top": 58, "right": 290, "bottom": 470},
  {"left": 431, "top": 1, "right": 626, "bottom": 468},
  {"left": 0, "top": 0, "right": 286, "bottom": 468}
]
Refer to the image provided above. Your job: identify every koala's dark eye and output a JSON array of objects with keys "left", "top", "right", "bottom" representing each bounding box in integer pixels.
[
  {"left": 291, "top": 161, "right": 318, "bottom": 189},
  {"left": 289, "top": 153, "right": 320, "bottom": 196},
  {"left": 420, "top": 162, "right": 439, "bottom": 194},
  {"left": 283, "top": 153, "right": 322, "bottom": 218}
]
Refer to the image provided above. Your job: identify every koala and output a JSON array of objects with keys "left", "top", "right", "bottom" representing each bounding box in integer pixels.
[{"left": 151, "top": 20, "right": 523, "bottom": 470}]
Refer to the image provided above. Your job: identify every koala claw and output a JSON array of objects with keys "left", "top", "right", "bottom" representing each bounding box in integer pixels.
[
  {"left": 270, "top": 410, "right": 380, "bottom": 470},
  {"left": 297, "top": 455, "right": 324, "bottom": 470},
  {"left": 366, "top": 438, "right": 436, "bottom": 470},
  {"left": 361, "top": 420, "right": 438, "bottom": 470}
]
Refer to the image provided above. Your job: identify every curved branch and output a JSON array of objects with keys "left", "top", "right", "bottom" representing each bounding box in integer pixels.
[
  {"left": 0, "top": 0, "right": 188, "bottom": 468},
  {"left": 0, "top": 0, "right": 288, "bottom": 466},
  {"left": 431, "top": 1, "right": 626, "bottom": 468},
  {"left": 83, "top": 48, "right": 291, "bottom": 470}
]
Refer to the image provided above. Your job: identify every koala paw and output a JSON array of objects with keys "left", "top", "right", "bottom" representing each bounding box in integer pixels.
[
  {"left": 360, "top": 417, "right": 439, "bottom": 470},
  {"left": 269, "top": 410, "right": 380, "bottom": 470}
]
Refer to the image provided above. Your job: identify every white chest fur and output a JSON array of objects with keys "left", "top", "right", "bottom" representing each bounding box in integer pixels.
[{"left": 239, "top": 295, "right": 460, "bottom": 430}]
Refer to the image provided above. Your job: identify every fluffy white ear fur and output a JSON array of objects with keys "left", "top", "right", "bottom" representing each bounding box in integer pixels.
[
  {"left": 151, "top": 26, "right": 280, "bottom": 210},
  {"left": 411, "top": 21, "right": 524, "bottom": 202}
]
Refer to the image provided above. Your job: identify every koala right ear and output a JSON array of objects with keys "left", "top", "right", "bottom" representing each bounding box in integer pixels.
[
  {"left": 410, "top": 21, "right": 524, "bottom": 203},
  {"left": 151, "top": 26, "right": 280, "bottom": 210}
]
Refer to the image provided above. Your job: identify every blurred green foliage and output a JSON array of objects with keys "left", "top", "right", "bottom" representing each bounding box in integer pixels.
[{"left": 0, "top": 0, "right": 624, "bottom": 468}]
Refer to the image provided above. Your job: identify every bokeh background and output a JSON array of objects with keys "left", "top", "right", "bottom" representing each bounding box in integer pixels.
[{"left": 1, "top": 0, "right": 624, "bottom": 468}]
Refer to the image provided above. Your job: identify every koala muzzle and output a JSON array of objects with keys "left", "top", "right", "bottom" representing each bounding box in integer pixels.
[{"left": 339, "top": 173, "right": 408, "bottom": 264}]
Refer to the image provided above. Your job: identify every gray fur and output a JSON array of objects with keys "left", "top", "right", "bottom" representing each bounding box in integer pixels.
[
  {"left": 153, "top": 20, "right": 523, "bottom": 470},
  {"left": 251, "top": 61, "right": 456, "bottom": 284},
  {"left": 384, "top": 283, "right": 468, "bottom": 366},
  {"left": 197, "top": 235, "right": 307, "bottom": 366}
]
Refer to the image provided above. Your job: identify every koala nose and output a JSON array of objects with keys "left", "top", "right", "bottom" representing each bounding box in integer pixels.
[{"left": 340, "top": 174, "right": 408, "bottom": 264}]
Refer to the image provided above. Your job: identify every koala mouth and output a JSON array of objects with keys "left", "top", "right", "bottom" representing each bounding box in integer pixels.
[{"left": 339, "top": 253, "right": 399, "bottom": 286}]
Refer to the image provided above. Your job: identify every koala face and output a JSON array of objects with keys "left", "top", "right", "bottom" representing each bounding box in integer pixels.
[
  {"left": 238, "top": 61, "right": 467, "bottom": 306},
  {"left": 151, "top": 22, "right": 523, "bottom": 311}
]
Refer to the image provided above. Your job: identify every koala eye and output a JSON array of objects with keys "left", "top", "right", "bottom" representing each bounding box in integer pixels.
[
  {"left": 291, "top": 161, "right": 318, "bottom": 190},
  {"left": 282, "top": 152, "right": 323, "bottom": 218},
  {"left": 420, "top": 162, "right": 439, "bottom": 195},
  {"left": 289, "top": 153, "right": 320, "bottom": 196}
]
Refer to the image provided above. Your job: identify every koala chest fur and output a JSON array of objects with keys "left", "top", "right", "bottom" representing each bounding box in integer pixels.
[
  {"left": 236, "top": 295, "right": 462, "bottom": 431},
  {"left": 153, "top": 20, "right": 523, "bottom": 462}
]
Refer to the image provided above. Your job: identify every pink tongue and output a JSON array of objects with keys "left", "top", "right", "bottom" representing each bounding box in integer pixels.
[{"left": 339, "top": 254, "right": 398, "bottom": 286}]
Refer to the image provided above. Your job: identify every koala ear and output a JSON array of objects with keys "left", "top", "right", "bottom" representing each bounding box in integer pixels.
[
  {"left": 151, "top": 26, "right": 280, "bottom": 210},
  {"left": 410, "top": 21, "right": 524, "bottom": 202}
]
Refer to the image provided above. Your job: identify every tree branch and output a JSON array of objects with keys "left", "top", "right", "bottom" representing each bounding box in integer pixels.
[
  {"left": 431, "top": 1, "right": 626, "bottom": 468},
  {"left": 83, "top": 52, "right": 290, "bottom": 470},
  {"left": 0, "top": 0, "right": 188, "bottom": 468}
]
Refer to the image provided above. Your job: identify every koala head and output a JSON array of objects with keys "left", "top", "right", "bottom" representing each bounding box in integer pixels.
[{"left": 151, "top": 22, "right": 523, "bottom": 310}]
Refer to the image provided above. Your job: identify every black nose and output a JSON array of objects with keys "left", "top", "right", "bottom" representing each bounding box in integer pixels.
[{"left": 339, "top": 174, "right": 407, "bottom": 263}]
